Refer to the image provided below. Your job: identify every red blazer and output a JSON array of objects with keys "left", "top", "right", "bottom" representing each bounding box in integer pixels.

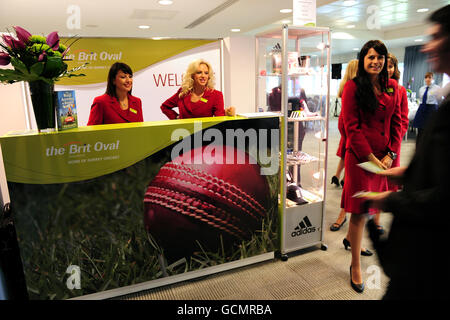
[
  {"left": 161, "top": 88, "right": 225, "bottom": 119},
  {"left": 341, "top": 78, "right": 402, "bottom": 214},
  {"left": 388, "top": 84, "right": 409, "bottom": 191},
  {"left": 343, "top": 79, "right": 402, "bottom": 161},
  {"left": 336, "top": 113, "right": 346, "bottom": 158},
  {"left": 399, "top": 85, "right": 409, "bottom": 139},
  {"left": 87, "top": 93, "right": 143, "bottom": 125}
]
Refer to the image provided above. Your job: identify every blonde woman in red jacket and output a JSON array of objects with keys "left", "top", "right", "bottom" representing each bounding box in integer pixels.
[{"left": 161, "top": 59, "right": 231, "bottom": 119}]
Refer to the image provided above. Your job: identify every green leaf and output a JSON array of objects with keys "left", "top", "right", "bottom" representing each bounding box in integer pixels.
[
  {"left": 10, "top": 57, "right": 29, "bottom": 74},
  {"left": 42, "top": 56, "right": 65, "bottom": 78},
  {"left": 30, "top": 62, "right": 45, "bottom": 76}
]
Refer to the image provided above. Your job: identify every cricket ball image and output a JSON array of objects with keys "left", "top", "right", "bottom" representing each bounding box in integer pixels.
[{"left": 143, "top": 145, "right": 270, "bottom": 261}]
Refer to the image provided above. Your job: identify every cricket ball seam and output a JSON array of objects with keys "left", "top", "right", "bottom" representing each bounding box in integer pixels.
[
  {"left": 144, "top": 186, "right": 246, "bottom": 238},
  {"left": 153, "top": 172, "right": 261, "bottom": 223},
  {"left": 162, "top": 162, "right": 266, "bottom": 216}
]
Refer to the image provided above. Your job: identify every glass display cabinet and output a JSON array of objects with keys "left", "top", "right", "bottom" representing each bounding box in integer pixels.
[{"left": 255, "top": 25, "right": 331, "bottom": 260}]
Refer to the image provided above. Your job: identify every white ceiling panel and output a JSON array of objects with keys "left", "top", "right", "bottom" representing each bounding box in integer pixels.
[{"left": 0, "top": 0, "right": 449, "bottom": 56}]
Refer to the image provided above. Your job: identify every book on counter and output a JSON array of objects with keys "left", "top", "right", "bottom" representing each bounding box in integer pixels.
[{"left": 55, "top": 90, "right": 78, "bottom": 131}]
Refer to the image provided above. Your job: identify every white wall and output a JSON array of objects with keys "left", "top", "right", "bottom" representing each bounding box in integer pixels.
[
  {"left": 223, "top": 36, "right": 256, "bottom": 114},
  {"left": 0, "top": 82, "right": 28, "bottom": 136}
]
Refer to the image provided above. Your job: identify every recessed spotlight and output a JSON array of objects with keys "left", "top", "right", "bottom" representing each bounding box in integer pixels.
[
  {"left": 343, "top": 0, "right": 357, "bottom": 6},
  {"left": 158, "top": 0, "right": 173, "bottom": 5},
  {"left": 280, "top": 9, "right": 292, "bottom": 13},
  {"left": 346, "top": 24, "right": 356, "bottom": 29},
  {"left": 139, "top": 25, "right": 150, "bottom": 29},
  {"left": 317, "top": 42, "right": 326, "bottom": 50},
  {"left": 417, "top": 8, "right": 429, "bottom": 13},
  {"left": 415, "top": 39, "right": 423, "bottom": 42},
  {"left": 231, "top": 28, "right": 241, "bottom": 32}
]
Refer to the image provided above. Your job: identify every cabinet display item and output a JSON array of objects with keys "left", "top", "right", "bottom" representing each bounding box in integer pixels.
[{"left": 256, "top": 25, "right": 331, "bottom": 258}]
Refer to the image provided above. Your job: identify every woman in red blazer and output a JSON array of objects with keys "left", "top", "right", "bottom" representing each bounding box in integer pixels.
[
  {"left": 341, "top": 40, "right": 402, "bottom": 293},
  {"left": 387, "top": 53, "right": 409, "bottom": 188},
  {"left": 87, "top": 62, "right": 143, "bottom": 125},
  {"left": 160, "top": 59, "right": 226, "bottom": 119}
]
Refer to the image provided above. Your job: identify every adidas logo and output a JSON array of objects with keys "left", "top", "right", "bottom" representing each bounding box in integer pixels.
[{"left": 291, "top": 216, "right": 317, "bottom": 237}]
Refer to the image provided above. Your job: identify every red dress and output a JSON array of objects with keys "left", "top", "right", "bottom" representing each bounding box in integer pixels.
[
  {"left": 87, "top": 93, "right": 143, "bottom": 125},
  {"left": 341, "top": 79, "right": 402, "bottom": 214},
  {"left": 336, "top": 113, "right": 346, "bottom": 158},
  {"left": 161, "top": 88, "right": 225, "bottom": 119}
]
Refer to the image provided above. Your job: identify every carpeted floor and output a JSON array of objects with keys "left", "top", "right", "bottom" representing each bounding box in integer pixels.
[{"left": 115, "top": 114, "right": 417, "bottom": 301}]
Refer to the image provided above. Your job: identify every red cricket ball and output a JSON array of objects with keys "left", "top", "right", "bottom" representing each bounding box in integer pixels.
[{"left": 143, "top": 145, "right": 270, "bottom": 261}]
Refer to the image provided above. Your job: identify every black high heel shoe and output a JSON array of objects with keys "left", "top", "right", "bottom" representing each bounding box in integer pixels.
[
  {"left": 350, "top": 266, "right": 365, "bottom": 293},
  {"left": 331, "top": 176, "right": 340, "bottom": 187},
  {"left": 343, "top": 238, "right": 373, "bottom": 256},
  {"left": 330, "top": 217, "right": 347, "bottom": 231}
]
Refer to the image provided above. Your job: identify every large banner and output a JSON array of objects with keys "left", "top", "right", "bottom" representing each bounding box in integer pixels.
[
  {"left": 51, "top": 38, "right": 221, "bottom": 126},
  {"left": 0, "top": 117, "right": 279, "bottom": 299}
]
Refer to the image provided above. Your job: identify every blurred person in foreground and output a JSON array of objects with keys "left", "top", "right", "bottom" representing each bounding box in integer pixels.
[{"left": 363, "top": 4, "right": 450, "bottom": 300}]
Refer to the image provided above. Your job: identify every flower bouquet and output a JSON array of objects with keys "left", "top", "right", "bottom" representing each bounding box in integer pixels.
[{"left": 0, "top": 26, "right": 86, "bottom": 132}]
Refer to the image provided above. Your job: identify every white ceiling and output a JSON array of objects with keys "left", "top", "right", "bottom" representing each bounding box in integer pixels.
[{"left": 0, "top": 0, "right": 449, "bottom": 56}]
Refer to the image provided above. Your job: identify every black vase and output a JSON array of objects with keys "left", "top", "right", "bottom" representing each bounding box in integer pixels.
[{"left": 28, "top": 80, "right": 55, "bottom": 132}]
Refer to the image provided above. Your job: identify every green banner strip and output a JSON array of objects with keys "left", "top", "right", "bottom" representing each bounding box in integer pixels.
[
  {"left": 58, "top": 38, "right": 217, "bottom": 85},
  {"left": 1, "top": 116, "right": 246, "bottom": 184}
]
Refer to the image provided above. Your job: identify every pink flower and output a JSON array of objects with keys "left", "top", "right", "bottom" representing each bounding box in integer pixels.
[
  {"left": 46, "top": 31, "right": 59, "bottom": 51},
  {"left": 2, "top": 34, "right": 25, "bottom": 50},
  {"left": 1, "top": 34, "right": 14, "bottom": 48},
  {"left": 13, "top": 26, "right": 32, "bottom": 44},
  {"left": 38, "top": 52, "right": 47, "bottom": 62},
  {"left": 0, "top": 52, "right": 11, "bottom": 65}
]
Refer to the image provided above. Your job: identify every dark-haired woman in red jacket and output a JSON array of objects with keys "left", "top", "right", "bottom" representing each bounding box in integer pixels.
[
  {"left": 341, "top": 40, "right": 402, "bottom": 293},
  {"left": 88, "top": 62, "right": 143, "bottom": 125}
]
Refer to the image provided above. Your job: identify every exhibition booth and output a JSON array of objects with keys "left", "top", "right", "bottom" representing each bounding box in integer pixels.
[{"left": 0, "top": 25, "right": 331, "bottom": 299}]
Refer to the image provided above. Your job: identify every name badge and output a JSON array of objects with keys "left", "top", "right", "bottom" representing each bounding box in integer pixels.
[
  {"left": 129, "top": 108, "right": 137, "bottom": 114},
  {"left": 200, "top": 98, "right": 208, "bottom": 103}
]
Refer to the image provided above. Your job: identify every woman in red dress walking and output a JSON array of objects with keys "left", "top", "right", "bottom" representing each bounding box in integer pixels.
[{"left": 341, "top": 40, "right": 402, "bottom": 292}]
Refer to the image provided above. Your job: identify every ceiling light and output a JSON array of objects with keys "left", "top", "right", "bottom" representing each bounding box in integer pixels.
[
  {"left": 280, "top": 9, "right": 292, "bottom": 13},
  {"left": 152, "top": 37, "right": 169, "bottom": 40},
  {"left": 138, "top": 25, "right": 150, "bottom": 29},
  {"left": 231, "top": 28, "right": 240, "bottom": 32},
  {"left": 331, "top": 32, "right": 355, "bottom": 40},
  {"left": 417, "top": 8, "right": 429, "bottom": 13},
  {"left": 353, "top": 48, "right": 359, "bottom": 51},
  {"left": 317, "top": 42, "right": 326, "bottom": 50},
  {"left": 343, "top": 0, "right": 357, "bottom": 6},
  {"left": 346, "top": 24, "right": 356, "bottom": 29},
  {"left": 158, "top": 0, "right": 173, "bottom": 5},
  {"left": 415, "top": 39, "right": 423, "bottom": 42}
]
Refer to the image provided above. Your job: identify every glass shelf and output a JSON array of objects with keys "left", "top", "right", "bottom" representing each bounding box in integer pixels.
[{"left": 256, "top": 25, "right": 331, "bottom": 255}]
